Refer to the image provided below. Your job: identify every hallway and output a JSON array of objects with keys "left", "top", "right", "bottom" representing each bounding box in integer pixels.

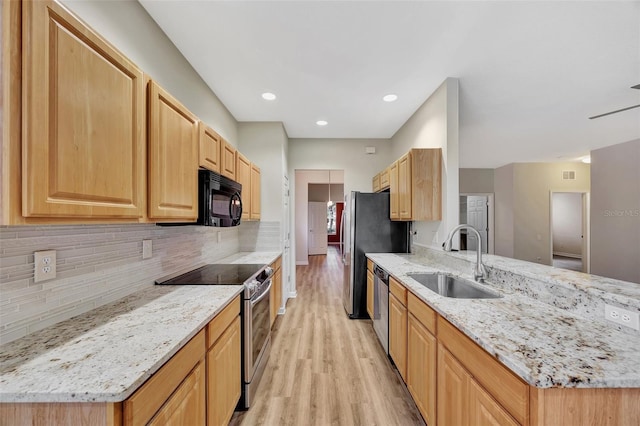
[{"left": 230, "top": 247, "right": 424, "bottom": 425}]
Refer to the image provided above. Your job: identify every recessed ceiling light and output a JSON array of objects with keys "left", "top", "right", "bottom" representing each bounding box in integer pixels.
[
  {"left": 383, "top": 94, "right": 398, "bottom": 102},
  {"left": 261, "top": 92, "right": 276, "bottom": 101},
  {"left": 581, "top": 156, "right": 591, "bottom": 164},
  {"left": 316, "top": 120, "right": 328, "bottom": 126}
]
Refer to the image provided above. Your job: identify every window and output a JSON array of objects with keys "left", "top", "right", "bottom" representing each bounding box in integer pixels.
[{"left": 327, "top": 203, "right": 336, "bottom": 235}]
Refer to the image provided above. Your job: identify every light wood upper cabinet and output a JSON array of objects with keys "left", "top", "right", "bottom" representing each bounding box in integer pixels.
[
  {"left": 198, "top": 123, "right": 221, "bottom": 173},
  {"left": 390, "top": 161, "right": 399, "bottom": 219},
  {"left": 379, "top": 168, "right": 390, "bottom": 191},
  {"left": 398, "top": 153, "right": 412, "bottom": 220},
  {"left": 221, "top": 139, "right": 237, "bottom": 180},
  {"left": 250, "top": 163, "right": 261, "bottom": 221},
  {"left": 148, "top": 81, "right": 199, "bottom": 221},
  {"left": 236, "top": 152, "right": 251, "bottom": 221},
  {"left": 372, "top": 173, "right": 380, "bottom": 192},
  {"left": 22, "top": 0, "right": 145, "bottom": 219}
]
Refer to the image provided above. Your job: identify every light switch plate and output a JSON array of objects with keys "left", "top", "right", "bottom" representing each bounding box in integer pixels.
[
  {"left": 34, "top": 250, "right": 57, "bottom": 283},
  {"left": 142, "top": 240, "right": 152, "bottom": 259}
]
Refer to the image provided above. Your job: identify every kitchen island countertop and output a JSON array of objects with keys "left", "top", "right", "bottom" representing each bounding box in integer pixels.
[{"left": 366, "top": 252, "right": 640, "bottom": 389}]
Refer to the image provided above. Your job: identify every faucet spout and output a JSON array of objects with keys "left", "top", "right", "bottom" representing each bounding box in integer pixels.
[{"left": 443, "top": 224, "right": 488, "bottom": 282}]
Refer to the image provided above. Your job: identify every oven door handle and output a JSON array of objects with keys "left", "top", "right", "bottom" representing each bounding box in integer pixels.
[{"left": 251, "top": 280, "right": 272, "bottom": 306}]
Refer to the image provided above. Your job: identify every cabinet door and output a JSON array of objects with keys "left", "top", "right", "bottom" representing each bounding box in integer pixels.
[
  {"left": 372, "top": 173, "right": 380, "bottom": 192},
  {"left": 366, "top": 269, "right": 374, "bottom": 319},
  {"left": 398, "top": 153, "right": 412, "bottom": 220},
  {"left": 389, "top": 293, "right": 407, "bottom": 381},
  {"left": 148, "top": 81, "right": 198, "bottom": 221},
  {"left": 236, "top": 152, "right": 251, "bottom": 221},
  {"left": 250, "top": 164, "right": 261, "bottom": 220},
  {"left": 389, "top": 161, "right": 399, "bottom": 219},
  {"left": 407, "top": 313, "right": 437, "bottom": 425},
  {"left": 221, "top": 139, "right": 236, "bottom": 180},
  {"left": 469, "top": 380, "right": 520, "bottom": 426},
  {"left": 207, "top": 316, "right": 241, "bottom": 426},
  {"left": 379, "top": 168, "right": 390, "bottom": 190},
  {"left": 198, "top": 123, "right": 221, "bottom": 173},
  {"left": 22, "top": 0, "right": 145, "bottom": 219},
  {"left": 438, "top": 345, "right": 469, "bottom": 426},
  {"left": 148, "top": 361, "right": 206, "bottom": 426}
]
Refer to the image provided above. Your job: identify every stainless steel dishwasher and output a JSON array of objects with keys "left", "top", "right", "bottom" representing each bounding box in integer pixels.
[{"left": 372, "top": 265, "right": 389, "bottom": 354}]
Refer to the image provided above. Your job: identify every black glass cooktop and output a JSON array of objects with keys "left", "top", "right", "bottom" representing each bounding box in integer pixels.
[{"left": 156, "top": 264, "right": 266, "bottom": 285}]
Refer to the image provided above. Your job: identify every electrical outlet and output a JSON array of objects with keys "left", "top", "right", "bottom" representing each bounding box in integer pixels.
[
  {"left": 605, "top": 304, "right": 640, "bottom": 330},
  {"left": 142, "top": 240, "right": 152, "bottom": 259},
  {"left": 34, "top": 250, "right": 57, "bottom": 283}
]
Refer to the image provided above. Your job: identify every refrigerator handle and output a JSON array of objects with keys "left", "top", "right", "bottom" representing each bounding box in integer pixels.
[{"left": 339, "top": 209, "right": 346, "bottom": 261}]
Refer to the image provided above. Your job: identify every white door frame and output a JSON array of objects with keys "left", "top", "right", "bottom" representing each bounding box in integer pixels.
[
  {"left": 460, "top": 193, "right": 495, "bottom": 254},
  {"left": 549, "top": 191, "right": 590, "bottom": 273}
]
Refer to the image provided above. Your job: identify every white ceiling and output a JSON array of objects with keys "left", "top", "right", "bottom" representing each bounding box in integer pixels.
[{"left": 139, "top": 1, "right": 640, "bottom": 168}]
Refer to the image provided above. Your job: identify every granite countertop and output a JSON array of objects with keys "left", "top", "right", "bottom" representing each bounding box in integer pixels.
[
  {"left": 367, "top": 252, "right": 640, "bottom": 389},
  {"left": 0, "top": 251, "right": 281, "bottom": 403}
]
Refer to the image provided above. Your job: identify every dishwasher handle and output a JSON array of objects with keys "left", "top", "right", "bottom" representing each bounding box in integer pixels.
[{"left": 373, "top": 265, "right": 389, "bottom": 284}]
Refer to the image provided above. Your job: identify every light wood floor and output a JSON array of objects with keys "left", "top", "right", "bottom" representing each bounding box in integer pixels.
[{"left": 230, "top": 247, "right": 424, "bottom": 426}]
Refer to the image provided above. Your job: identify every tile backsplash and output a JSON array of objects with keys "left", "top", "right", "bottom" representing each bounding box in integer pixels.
[{"left": 0, "top": 221, "right": 280, "bottom": 344}]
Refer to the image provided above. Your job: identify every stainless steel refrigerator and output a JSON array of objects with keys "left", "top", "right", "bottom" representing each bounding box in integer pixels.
[{"left": 341, "top": 191, "right": 410, "bottom": 319}]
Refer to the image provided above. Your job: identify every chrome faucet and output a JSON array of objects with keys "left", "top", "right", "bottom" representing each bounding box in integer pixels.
[{"left": 443, "top": 224, "right": 488, "bottom": 283}]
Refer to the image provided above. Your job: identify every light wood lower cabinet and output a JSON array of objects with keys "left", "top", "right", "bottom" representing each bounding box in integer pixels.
[
  {"left": 470, "top": 379, "right": 519, "bottom": 426},
  {"left": 366, "top": 268, "right": 374, "bottom": 319},
  {"left": 437, "top": 344, "right": 470, "bottom": 426},
  {"left": 270, "top": 256, "right": 283, "bottom": 328},
  {"left": 388, "top": 277, "right": 407, "bottom": 381},
  {"left": 207, "top": 316, "right": 241, "bottom": 426},
  {"left": 124, "top": 331, "right": 206, "bottom": 425},
  {"left": 148, "top": 361, "right": 206, "bottom": 426},
  {"left": 407, "top": 312, "right": 437, "bottom": 425}
]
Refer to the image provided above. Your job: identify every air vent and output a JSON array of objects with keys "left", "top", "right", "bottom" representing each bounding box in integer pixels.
[{"left": 562, "top": 170, "right": 576, "bottom": 180}]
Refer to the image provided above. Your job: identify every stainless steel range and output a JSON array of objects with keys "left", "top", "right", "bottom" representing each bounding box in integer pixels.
[{"left": 156, "top": 263, "right": 273, "bottom": 409}]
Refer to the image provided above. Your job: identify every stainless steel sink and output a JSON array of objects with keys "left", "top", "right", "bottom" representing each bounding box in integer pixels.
[{"left": 406, "top": 273, "right": 502, "bottom": 299}]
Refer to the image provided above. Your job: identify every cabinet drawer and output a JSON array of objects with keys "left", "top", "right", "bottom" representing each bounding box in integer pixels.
[
  {"left": 389, "top": 276, "right": 407, "bottom": 306},
  {"left": 438, "top": 317, "right": 529, "bottom": 425},
  {"left": 124, "top": 330, "right": 205, "bottom": 425},
  {"left": 207, "top": 296, "right": 241, "bottom": 348},
  {"left": 407, "top": 292, "right": 437, "bottom": 335},
  {"left": 367, "top": 259, "right": 374, "bottom": 272}
]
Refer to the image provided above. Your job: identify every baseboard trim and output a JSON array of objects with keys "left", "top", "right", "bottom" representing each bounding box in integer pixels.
[{"left": 296, "top": 261, "right": 308, "bottom": 266}]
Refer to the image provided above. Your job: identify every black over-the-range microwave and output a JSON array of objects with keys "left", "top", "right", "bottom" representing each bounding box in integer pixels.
[{"left": 198, "top": 169, "right": 243, "bottom": 227}]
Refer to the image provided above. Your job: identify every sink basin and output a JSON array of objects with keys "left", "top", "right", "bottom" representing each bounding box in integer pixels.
[{"left": 406, "top": 273, "right": 502, "bottom": 299}]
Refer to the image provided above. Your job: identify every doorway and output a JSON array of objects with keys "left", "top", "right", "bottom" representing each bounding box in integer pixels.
[
  {"left": 550, "top": 192, "right": 590, "bottom": 273},
  {"left": 459, "top": 193, "right": 494, "bottom": 254}
]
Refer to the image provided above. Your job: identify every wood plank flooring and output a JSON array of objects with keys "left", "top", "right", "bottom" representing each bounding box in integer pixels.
[{"left": 230, "top": 247, "right": 424, "bottom": 425}]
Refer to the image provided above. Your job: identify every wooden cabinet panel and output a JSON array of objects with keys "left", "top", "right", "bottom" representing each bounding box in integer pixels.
[
  {"left": 207, "top": 296, "right": 240, "bottom": 348},
  {"left": 438, "top": 344, "right": 469, "bottom": 426},
  {"left": 469, "top": 379, "right": 519, "bottom": 426},
  {"left": 148, "top": 361, "right": 205, "bottom": 426},
  {"left": 389, "top": 293, "right": 407, "bottom": 381},
  {"left": 250, "top": 163, "right": 261, "bottom": 220},
  {"left": 271, "top": 264, "right": 283, "bottom": 327},
  {"left": 372, "top": 173, "right": 380, "bottom": 192},
  {"left": 22, "top": 0, "right": 145, "bottom": 219},
  {"left": 221, "top": 139, "right": 236, "bottom": 180},
  {"left": 148, "top": 81, "right": 198, "bottom": 221},
  {"left": 124, "top": 331, "right": 205, "bottom": 425},
  {"left": 198, "top": 123, "right": 221, "bottom": 173},
  {"left": 366, "top": 269, "right": 374, "bottom": 319},
  {"left": 438, "top": 317, "right": 529, "bottom": 425},
  {"left": 389, "top": 276, "right": 407, "bottom": 306},
  {"left": 398, "top": 153, "right": 412, "bottom": 220},
  {"left": 410, "top": 149, "right": 442, "bottom": 221},
  {"left": 379, "top": 168, "right": 390, "bottom": 190},
  {"left": 389, "top": 161, "right": 399, "bottom": 219},
  {"left": 236, "top": 152, "right": 251, "bottom": 221},
  {"left": 407, "top": 313, "right": 437, "bottom": 426},
  {"left": 207, "top": 316, "right": 241, "bottom": 426},
  {"left": 407, "top": 292, "right": 437, "bottom": 335}
]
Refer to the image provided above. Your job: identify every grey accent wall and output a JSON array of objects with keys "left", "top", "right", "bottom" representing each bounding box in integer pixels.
[
  {"left": 0, "top": 224, "right": 239, "bottom": 344},
  {"left": 590, "top": 139, "right": 640, "bottom": 284},
  {"left": 460, "top": 168, "right": 495, "bottom": 193}
]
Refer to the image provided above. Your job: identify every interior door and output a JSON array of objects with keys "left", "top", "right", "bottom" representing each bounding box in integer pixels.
[
  {"left": 466, "top": 196, "right": 488, "bottom": 253},
  {"left": 308, "top": 202, "right": 328, "bottom": 255}
]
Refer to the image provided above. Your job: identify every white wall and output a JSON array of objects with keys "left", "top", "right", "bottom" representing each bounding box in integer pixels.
[
  {"left": 494, "top": 164, "right": 515, "bottom": 258},
  {"left": 591, "top": 139, "right": 640, "bottom": 283},
  {"left": 390, "top": 78, "right": 460, "bottom": 247},
  {"left": 61, "top": 0, "right": 238, "bottom": 144},
  {"left": 460, "top": 168, "right": 495, "bottom": 194},
  {"left": 552, "top": 192, "right": 583, "bottom": 258}
]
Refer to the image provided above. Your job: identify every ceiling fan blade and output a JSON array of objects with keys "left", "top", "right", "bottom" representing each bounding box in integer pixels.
[{"left": 588, "top": 104, "right": 640, "bottom": 120}]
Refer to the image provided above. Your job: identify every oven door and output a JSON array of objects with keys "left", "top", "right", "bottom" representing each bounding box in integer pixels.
[{"left": 244, "top": 279, "right": 272, "bottom": 380}]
